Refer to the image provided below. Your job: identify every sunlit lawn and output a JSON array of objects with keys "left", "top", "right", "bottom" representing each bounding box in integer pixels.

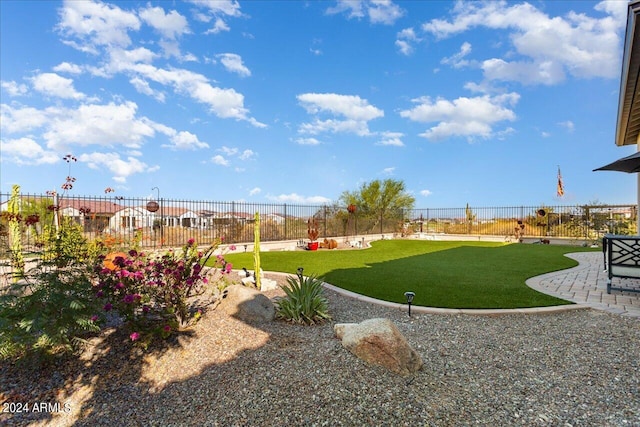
[{"left": 218, "top": 240, "right": 597, "bottom": 309}]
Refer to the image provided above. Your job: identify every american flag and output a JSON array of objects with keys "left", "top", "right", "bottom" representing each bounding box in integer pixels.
[{"left": 557, "top": 167, "right": 565, "bottom": 198}]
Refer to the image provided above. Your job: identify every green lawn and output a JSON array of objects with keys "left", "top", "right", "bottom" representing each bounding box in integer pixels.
[{"left": 218, "top": 240, "right": 598, "bottom": 309}]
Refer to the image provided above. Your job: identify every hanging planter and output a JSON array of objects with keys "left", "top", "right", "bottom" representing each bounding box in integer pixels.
[{"left": 307, "top": 241, "right": 319, "bottom": 251}]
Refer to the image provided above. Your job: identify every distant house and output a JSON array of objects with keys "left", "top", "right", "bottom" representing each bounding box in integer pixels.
[
  {"left": 59, "top": 198, "right": 124, "bottom": 231},
  {"left": 263, "top": 213, "right": 287, "bottom": 224},
  {"left": 155, "top": 206, "right": 199, "bottom": 228},
  {"left": 108, "top": 206, "right": 151, "bottom": 232},
  {"left": 0, "top": 196, "right": 124, "bottom": 232}
]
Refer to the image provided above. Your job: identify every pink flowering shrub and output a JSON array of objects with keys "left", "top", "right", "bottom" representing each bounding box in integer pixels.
[{"left": 94, "top": 239, "right": 231, "bottom": 343}]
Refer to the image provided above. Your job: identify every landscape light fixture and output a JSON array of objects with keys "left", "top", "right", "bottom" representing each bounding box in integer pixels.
[
  {"left": 404, "top": 291, "right": 415, "bottom": 317},
  {"left": 297, "top": 267, "right": 304, "bottom": 280}
]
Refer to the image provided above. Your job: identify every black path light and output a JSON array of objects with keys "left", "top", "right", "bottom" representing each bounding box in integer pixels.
[{"left": 404, "top": 291, "right": 415, "bottom": 317}]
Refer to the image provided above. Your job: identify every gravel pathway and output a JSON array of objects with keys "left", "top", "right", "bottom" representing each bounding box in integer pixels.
[{"left": 1, "top": 276, "right": 639, "bottom": 426}]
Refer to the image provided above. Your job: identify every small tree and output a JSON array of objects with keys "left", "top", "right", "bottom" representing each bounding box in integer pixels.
[{"left": 339, "top": 179, "right": 415, "bottom": 233}]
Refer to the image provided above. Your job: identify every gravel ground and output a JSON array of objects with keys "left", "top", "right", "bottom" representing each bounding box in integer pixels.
[{"left": 1, "top": 274, "right": 639, "bottom": 427}]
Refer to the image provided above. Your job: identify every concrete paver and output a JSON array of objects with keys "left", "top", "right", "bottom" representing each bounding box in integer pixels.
[
  {"left": 526, "top": 252, "right": 640, "bottom": 318},
  {"left": 320, "top": 251, "right": 640, "bottom": 318}
]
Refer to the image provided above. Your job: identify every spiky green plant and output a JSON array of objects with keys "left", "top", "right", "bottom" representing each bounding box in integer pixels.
[{"left": 275, "top": 269, "right": 331, "bottom": 325}]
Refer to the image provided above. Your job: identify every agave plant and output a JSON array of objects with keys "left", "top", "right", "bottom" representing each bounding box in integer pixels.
[{"left": 275, "top": 268, "right": 331, "bottom": 325}]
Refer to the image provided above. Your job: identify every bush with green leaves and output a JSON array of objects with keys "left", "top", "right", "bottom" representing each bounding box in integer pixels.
[
  {"left": 275, "top": 268, "right": 331, "bottom": 325},
  {"left": 0, "top": 215, "right": 104, "bottom": 361}
]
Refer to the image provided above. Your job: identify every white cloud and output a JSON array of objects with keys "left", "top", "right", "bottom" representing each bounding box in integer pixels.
[
  {"left": 441, "top": 42, "right": 472, "bottom": 69},
  {"left": 0, "top": 104, "right": 49, "bottom": 133},
  {"left": 297, "top": 93, "right": 383, "bottom": 136},
  {"left": 239, "top": 149, "right": 255, "bottom": 160},
  {"left": 164, "top": 131, "right": 209, "bottom": 150},
  {"left": 187, "top": 0, "right": 242, "bottom": 34},
  {"left": 212, "top": 155, "right": 229, "bottom": 166},
  {"left": 299, "top": 119, "right": 371, "bottom": 136},
  {"left": 79, "top": 152, "right": 155, "bottom": 183},
  {"left": 249, "top": 187, "right": 261, "bottom": 196},
  {"left": 53, "top": 62, "right": 83, "bottom": 74},
  {"left": 219, "top": 146, "right": 238, "bottom": 156},
  {"left": 395, "top": 27, "right": 420, "bottom": 56},
  {"left": 130, "top": 76, "right": 166, "bottom": 101},
  {"left": 376, "top": 131, "right": 404, "bottom": 146},
  {"left": 0, "top": 137, "right": 59, "bottom": 165},
  {"left": 56, "top": 1, "right": 263, "bottom": 127},
  {"left": 295, "top": 137, "right": 321, "bottom": 145},
  {"left": 204, "top": 18, "right": 230, "bottom": 34},
  {"left": 124, "top": 64, "right": 264, "bottom": 126},
  {"left": 382, "top": 167, "right": 395, "bottom": 175},
  {"left": 214, "top": 146, "right": 256, "bottom": 164},
  {"left": 422, "top": 0, "right": 625, "bottom": 84},
  {"left": 2, "top": 101, "right": 206, "bottom": 155},
  {"left": 420, "top": 189, "right": 433, "bottom": 197},
  {"left": 298, "top": 93, "right": 384, "bottom": 121},
  {"left": 188, "top": 0, "right": 242, "bottom": 17},
  {"left": 31, "top": 73, "right": 86, "bottom": 100},
  {"left": 217, "top": 53, "right": 251, "bottom": 77},
  {"left": 327, "top": 0, "right": 404, "bottom": 25},
  {"left": 139, "top": 5, "right": 190, "bottom": 39},
  {"left": 57, "top": 0, "right": 141, "bottom": 50},
  {"left": 399, "top": 93, "right": 519, "bottom": 141},
  {"left": 42, "top": 101, "right": 156, "bottom": 151},
  {"left": 558, "top": 120, "right": 575, "bottom": 132},
  {"left": 267, "top": 193, "right": 332, "bottom": 204},
  {"left": 1, "top": 81, "right": 28, "bottom": 96}
]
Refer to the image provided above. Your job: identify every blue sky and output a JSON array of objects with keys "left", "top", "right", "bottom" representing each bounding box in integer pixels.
[{"left": 0, "top": 0, "right": 636, "bottom": 208}]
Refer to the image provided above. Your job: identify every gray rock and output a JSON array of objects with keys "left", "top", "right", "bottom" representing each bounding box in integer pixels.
[
  {"left": 220, "top": 285, "right": 275, "bottom": 323},
  {"left": 334, "top": 318, "right": 423, "bottom": 376}
]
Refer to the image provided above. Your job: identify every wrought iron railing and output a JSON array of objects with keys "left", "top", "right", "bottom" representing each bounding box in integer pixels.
[{"left": 0, "top": 192, "right": 636, "bottom": 250}]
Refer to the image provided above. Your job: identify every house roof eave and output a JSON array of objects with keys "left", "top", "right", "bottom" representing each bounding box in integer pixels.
[{"left": 616, "top": 0, "right": 640, "bottom": 147}]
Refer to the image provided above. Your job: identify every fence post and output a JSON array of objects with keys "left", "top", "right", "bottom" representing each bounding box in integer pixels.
[
  {"left": 231, "top": 201, "right": 235, "bottom": 244},
  {"left": 284, "top": 203, "right": 287, "bottom": 240},
  {"left": 323, "top": 205, "right": 327, "bottom": 238}
]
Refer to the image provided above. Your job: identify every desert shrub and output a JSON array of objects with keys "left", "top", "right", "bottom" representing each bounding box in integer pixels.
[
  {"left": 0, "top": 214, "right": 106, "bottom": 360},
  {"left": 93, "top": 238, "right": 231, "bottom": 345},
  {"left": 275, "top": 269, "right": 331, "bottom": 325}
]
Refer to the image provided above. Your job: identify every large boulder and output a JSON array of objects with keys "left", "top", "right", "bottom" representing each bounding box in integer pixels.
[
  {"left": 220, "top": 285, "right": 275, "bottom": 323},
  {"left": 334, "top": 318, "right": 423, "bottom": 376}
]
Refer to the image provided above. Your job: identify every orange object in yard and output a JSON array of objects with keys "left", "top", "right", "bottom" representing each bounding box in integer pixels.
[{"left": 103, "top": 252, "right": 128, "bottom": 271}]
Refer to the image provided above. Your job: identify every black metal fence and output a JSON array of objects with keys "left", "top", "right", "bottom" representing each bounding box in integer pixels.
[{"left": 0, "top": 192, "right": 637, "bottom": 251}]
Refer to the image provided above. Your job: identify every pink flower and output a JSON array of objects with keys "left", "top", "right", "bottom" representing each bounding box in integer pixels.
[
  {"left": 142, "top": 305, "right": 150, "bottom": 313},
  {"left": 115, "top": 282, "right": 124, "bottom": 290},
  {"left": 96, "top": 290, "right": 104, "bottom": 298},
  {"left": 123, "top": 294, "right": 135, "bottom": 304},
  {"left": 187, "top": 238, "right": 195, "bottom": 246},
  {"left": 130, "top": 332, "right": 140, "bottom": 341},
  {"left": 163, "top": 325, "right": 171, "bottom": 332},
  {"left": 229, "top": 245, "right": 237, "bottom": 251},
  {"left": 90, "top": 315, "right": 99, "bottom": 322},
  {"left": 103, "top": 303, "right": 113, "bottom": 312},
  {"left": 225, "top": 263, "right": 233, "bottom": 273}
]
